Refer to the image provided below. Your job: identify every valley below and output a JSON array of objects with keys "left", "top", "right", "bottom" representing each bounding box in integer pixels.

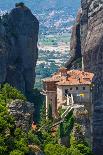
[{"left": 0, "top": 0, "right": 79, "bottom": 91}]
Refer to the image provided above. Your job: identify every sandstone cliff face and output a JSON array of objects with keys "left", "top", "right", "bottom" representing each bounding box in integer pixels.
[
  {"left": 8, "top": 99, "right": 34, "bottom": 131},
  {"left": 81, "top": 0, "right": 103, "bottom": 154},
  {"left": 0, "top": 5, "right": 39, "bottom": 94}
]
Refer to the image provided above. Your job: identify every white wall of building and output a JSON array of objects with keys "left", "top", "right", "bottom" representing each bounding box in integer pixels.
[{"left": 57, "top": 85, "right": 91, "bottom": 108}]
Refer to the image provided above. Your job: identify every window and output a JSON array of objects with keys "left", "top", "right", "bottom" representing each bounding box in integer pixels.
[
  {"left": 76, "top": 87, "right": 78, "bottom": 90},
  {"left": 83, "top": 87, "right": 85, "bottom": 90},
  {"left": 70, "top": 87, "right": 72, "bottom": 90},
  {"left": 65, "top": 89, "right": 68, "bottom": 96},
  {"left": 65, "top": 89, "right": 68, "bottom": 94}
]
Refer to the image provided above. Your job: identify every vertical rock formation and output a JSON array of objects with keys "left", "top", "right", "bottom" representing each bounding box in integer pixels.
[
  {"left": 67, "top": 0, "right": 103, "bottom": 154},
  {"left": 0, "top": 17, "right": 7, "bottom": 83},
  {"left": 81, "top": 0, "right": 103, "bottom": 154},
  {"left": 0, "top": 4, "right": 39, "bottom": 94},
  {"left": 65, "top": 10, "right": 82, "bottom": 69}
]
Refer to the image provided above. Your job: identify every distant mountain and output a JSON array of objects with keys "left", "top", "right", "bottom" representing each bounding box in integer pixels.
[
  {"left": 0, "top": 0, "right": 80, "bottom": 36},
  {"left": 0, "top": 0, "right": 80, "bottom": 13}
]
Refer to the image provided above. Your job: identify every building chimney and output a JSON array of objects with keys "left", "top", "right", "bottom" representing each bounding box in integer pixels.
[
  {"left": 66, "top": 74, "right": 70, "bottom": 81},
  {"left": 79, "top": 78, "right": 82, "bottom": 83}
]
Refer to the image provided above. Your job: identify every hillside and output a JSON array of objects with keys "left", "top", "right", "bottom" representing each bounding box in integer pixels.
[
  {"left": 0, "top": 0, "right": 81, "bottom": 90},
  {"left": 0, "top": 0, "right": 80, "bottom": 50}
]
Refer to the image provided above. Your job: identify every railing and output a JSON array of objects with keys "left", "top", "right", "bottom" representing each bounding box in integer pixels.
[
  {"left": 61, "top": 106, "right": 73, "bottom": 119},
  {"left": 38, "top": 93, "right": 86, "bottom": 131},
  {"left": 52, "top": 106, "right": 73, "bottom": 127}
]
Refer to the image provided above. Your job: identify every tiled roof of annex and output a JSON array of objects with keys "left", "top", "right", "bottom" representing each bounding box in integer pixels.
[{"left": 42, "top": 68, "right": 94, "bottom": 86}]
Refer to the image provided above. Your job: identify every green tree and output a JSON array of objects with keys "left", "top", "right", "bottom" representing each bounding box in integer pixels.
[
  {"left": 0, "top": 84, "right": 29, "bottom": 154},
  {"left": 48, "top": 104, "right": 53, "bottom": 121},
  {"left": 10, "top": 150, "right": 24, "bottom": 155},
  {"left": 44, "top": 144, "right": 69, "bottom": 155},
  {"left": 1, "top": 83, "right": 26, "bottom": 102}
]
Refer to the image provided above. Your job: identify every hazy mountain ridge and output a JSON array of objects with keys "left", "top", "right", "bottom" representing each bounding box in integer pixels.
[
  {"left": 0, "top": 0, "right": 80, "bottom": 37},
  {"left": 0, "top": 0, "right": 80, "bottom": 12}
]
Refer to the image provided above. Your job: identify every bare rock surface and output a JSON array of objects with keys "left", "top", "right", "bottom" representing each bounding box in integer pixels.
[
  {"left": 68, "top": 0, "right": 103, "bottom": 153},
  {"left": 0, "top": 17, "right": 7, "bottom": 83},
  {"left": 73, "top": 107, "right": 91, "bottom": 145},
  {"left": 0, "top": 4, "right": 39, "bottom": 94},
  {"left": 8, "top": 99, "right": 34, "bottom": 131},
  {"left": 81, "top": 0, "right": 103, "bottom": 154},
  {"left": 66, "top": 10, "right": 82, "bottom": 69}
]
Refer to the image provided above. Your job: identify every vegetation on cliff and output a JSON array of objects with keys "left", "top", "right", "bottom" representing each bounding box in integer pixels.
[
  {"left": 0, "top": 83, "right": 93, "bottom": 155},
  {"left": 0, "top": 84, "right": 29, "bottom": 155},
  {"left": 28, "top": 104, "right": 93, "bottom": 155}
]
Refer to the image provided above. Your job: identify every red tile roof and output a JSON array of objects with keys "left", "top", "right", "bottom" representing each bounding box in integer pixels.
[{"left": 42, "top": 68, "right": 94, "bottom": 86}]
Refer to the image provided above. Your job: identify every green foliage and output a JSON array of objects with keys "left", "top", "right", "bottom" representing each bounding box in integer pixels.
[
  {"left": 28, "top": 130, "right": 41, "bottom": 146},
  {"left": 40, "top": 103, "right": 46, "bottom": 124},
  {"left": 76, "top": 144, "right": 93, "bottom": 155},
  {"left": 27, "top": 88, "right": 44, "bottom": 123},
  {"left": 60, "top": 122, "right": 64, "bottom": 138},
  {"left": 10, "top": 150, "right": 24, "bottom": 155},
  {"left": 0, "top": 83, "right": 93, "bottom": 155},
  {"left": 42, "top": 130, "right": 57, "bottom": 148},
  {"left": 48, "top": 104, "right": 53, "bottom": 121},
  {"left": 70, "top": 132, "right": 93, "bottom": 155},
  {"left": 69, "top": 147, "right": 82, "bottom": 155},
  {"left": 44, "top": 132, "right": 94, "bottom": 155},
  {"left": 69, "top": 144, "right": 93, "bottom": 155},
  {"left": 58, "top": 107, "right": 65, "bottom": 116},
  {"left": 59, "top": 111, "right": 74, "bottom": 138},
  {"left": 1, "top": 83, "right": 26, "bottom": 102},
  {"left": 0, "top": 84, "right": 29, "bottom": 155},
  {"left": 44, "top": 144, "right": 70, "bottom": 155},
  {"left": 70, "top": 124, "right": 88, "bottom": 146}
]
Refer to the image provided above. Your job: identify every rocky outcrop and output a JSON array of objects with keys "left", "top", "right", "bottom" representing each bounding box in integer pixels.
[
  {"left": 0, "top": 17, "right": 7, "bottom": 83},
  {"left": 65, "top": 10, "right": 82, "bottom": 69},
  {"left": 73, "top": 106, "right": 91, "bottom": 145},
  {"left": 0, "top": 4, "right": 39, "bottom": 94},
  {"left": 68, "top": 0, "right": 103, "bottom": 153},
  {"left": 80, "top": 0, "right": 103, "bottom": 154},
  {"left": 29, "top": 145, "right": 44, "bottom": 155},
  {"left": 8, "top": 99, "right": 34, "bottom": 131}
]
